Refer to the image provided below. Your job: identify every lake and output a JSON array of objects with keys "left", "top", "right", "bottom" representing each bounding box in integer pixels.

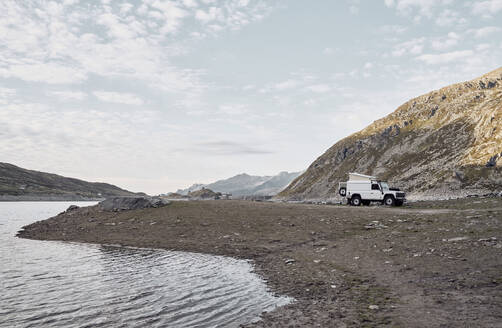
[{"left": 0, "top": 202, "right": 290, "bottom": 327}]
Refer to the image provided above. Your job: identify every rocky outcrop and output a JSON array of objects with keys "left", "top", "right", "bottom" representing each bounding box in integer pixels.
[
  {"left": 98, "top": 197, "right": 170, "bottom": 212},
  {"left": 279, "top": 67, "right": 502, "bottom": 200},
  {"left": 187, "top": 188, "right": 221, "bottom": 200}
]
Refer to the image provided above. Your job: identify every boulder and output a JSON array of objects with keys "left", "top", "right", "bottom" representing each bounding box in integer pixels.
[
  {"left": 486, "top": 154, "right": 499, "bottom": 167},
  {"left": 66, "top": 205, "right": 80, "bottom": 212},
  {"left": 98, "top": 196, "right": 170, "bottom": 212}
]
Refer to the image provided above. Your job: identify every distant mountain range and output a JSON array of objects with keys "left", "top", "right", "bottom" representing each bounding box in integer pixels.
[
  {"left": 280, "top": 67, "right": 502, "bottom": 200},
  {"left": 176, "top": 171, "right": 302, "bottom": 197},
  {"left": 0, "top": 162, "right": 139, "bottom": 201}
]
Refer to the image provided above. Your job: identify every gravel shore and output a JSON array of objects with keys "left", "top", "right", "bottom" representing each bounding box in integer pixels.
[{"left": 18, "top": 198, "right": 502, "bottom": 327}]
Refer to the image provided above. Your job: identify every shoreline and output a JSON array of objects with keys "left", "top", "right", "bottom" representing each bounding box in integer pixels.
[{"left": 17, "top": 199, "right": 502, "bottom": 327}]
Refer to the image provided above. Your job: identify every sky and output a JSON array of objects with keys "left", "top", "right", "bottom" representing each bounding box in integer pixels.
[{"left": 1, "top": 0, "right": 501, "bottom": 194}]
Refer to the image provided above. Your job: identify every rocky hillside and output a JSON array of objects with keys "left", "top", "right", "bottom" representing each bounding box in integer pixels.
[
  {"left": 0, "top": 162, "right": 139, "bottom": 200},
  {"left": 177, "top": 171, "right": 302, "bottom": 197},
  {"left": 279, "top": 67, "right": 502, "bottom": 200}
]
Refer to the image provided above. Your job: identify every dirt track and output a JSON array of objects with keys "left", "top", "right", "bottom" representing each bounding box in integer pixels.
[{"left": 18, "top": 198, "right": 502, "bottom": 327}]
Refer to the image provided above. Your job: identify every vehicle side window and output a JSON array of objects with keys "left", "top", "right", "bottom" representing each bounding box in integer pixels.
[{"left": 371, "top": 183, "right": 380, "bottom": 190}]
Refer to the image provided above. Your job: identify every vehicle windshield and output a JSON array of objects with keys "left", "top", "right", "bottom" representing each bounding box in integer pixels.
[{"left": 379, "top": 182, "right": 389, "bottom": 191}]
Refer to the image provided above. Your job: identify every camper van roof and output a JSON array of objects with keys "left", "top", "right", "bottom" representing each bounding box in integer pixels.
[{"left": 348, "top": 172, "right": 377, "bottom": 180}]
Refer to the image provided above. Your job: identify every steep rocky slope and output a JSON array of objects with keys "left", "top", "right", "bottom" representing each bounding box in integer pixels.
[
  {"left": 0, "top": 162, "right": 139, "bottom": 200},
  {"left": 279, "top": 67, "right": 502, "bottom": 200}
]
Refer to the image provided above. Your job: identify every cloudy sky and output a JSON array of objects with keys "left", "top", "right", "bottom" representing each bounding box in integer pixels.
[{"left": 1, "top": 0, "right": 501, "bottom": 194}]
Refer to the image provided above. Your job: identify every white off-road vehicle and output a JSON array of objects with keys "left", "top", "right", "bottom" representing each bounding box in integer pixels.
[{"left": 338, "top": 173, "right": 406, "bottom": 206}]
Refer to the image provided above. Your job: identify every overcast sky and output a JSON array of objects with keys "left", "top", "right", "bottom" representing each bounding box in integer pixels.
[{"left": 1, "top": 0, "right": 501, "bottom": 194}]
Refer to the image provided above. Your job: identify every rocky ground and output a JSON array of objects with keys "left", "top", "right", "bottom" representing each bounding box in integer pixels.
[{"left": 18, "top": 198, "right": 502, "bottom": 327}]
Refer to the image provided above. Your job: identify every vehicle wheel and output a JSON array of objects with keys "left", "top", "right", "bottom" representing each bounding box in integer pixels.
[
  {"left": 339, "top": 187, "right": 346, "bottom": 197},
  {"left": 351, "top": 195, "right": 361, "bottom": 206},
  {"left": 395, "top": 200, "right": 403, "bottom": 206},
  {"left": 384, "top": 195, "right": 395, "bottom": 206},
  {"left": 362, "top": 200, "right": 370, "bottom": 206}
]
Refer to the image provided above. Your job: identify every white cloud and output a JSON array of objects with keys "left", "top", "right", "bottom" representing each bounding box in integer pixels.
[
  {"left": 195, "top": 7, "right": 223, "bottom": 22},
  {"left": 379, "top": 24, "right": 408, "bottom": 34},
  {"left": 150, "top": 0, "right": 189, "bottom": 34},
  {"left": 323, "top": 47, "right": 336, "bottom": 55},
  {"left": 242, "top": 84, "right": 256, "bottom": 91},
  {"left": 347, "top": 0, "right": 360, "bottom": 14},
  {"left": 0, "top": 87, "right": 16, "bottom": 105},
  {"left": 385, "top": 0, "right": 455, "bottom": 19},
  {"left": 475, "top": 43, "right": 491, "bottom": 51},
  {"left": 431, "top": 32, "right": 460, "bottom": 51},
  {"left": 0, "top": 87, "right": 16, "bottom": 97},
  {"left": 0, "top": 0, "right": 274, "bottom": 94},
  {"left": 307, "top": 84, "right": 331, "bottom": 93},
  {"left": 392, "top": 37, "right": 426, "bottom": 57},
  {"left": 304, "top": 98, "right": 318, "bottom": 106},
  {"left": 0, "top": 63, "right": 87, "bottom": 84},
  {"left": 416, "top": 50, "right": 474, "bottom": 65},
  {"left": 182, "top": 0, "right": 199, "bottom": 8},
  {"left": 93, "top": 91, "right": 144, "bottom": 105},
  {"left": 50, "top": 91, "right": 87, "bottom": 101},
  {"left": 274, "top": 79, "right": 300, "bottom": 91},
  {"left": 468, "top": 26, "right": 501, "bottom": 38},
  {"left": 472, "top": 0, "right": 502, "bottom": 17},
  {"left": 435, "top": 9, "right": 467, "bottom": 27},
  {"left": 218, "top": 104, "right": 248, "bottom": 115}
]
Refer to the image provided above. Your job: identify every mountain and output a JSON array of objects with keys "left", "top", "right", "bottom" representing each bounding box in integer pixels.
[
  {"left": 0, "top": 162, "right": 140, "bottom": 200},
  {"left": 176, "top": 171, "right": 302, "bottom": 197},
  {"left": 206, "top": 173, "right": 271, "bottom": 196},
  {"left": 279, "top": 67, "right": 502, "bottom": 200},
  {"left": 248, "top": 171, "right": 304, "bottom": 196}
]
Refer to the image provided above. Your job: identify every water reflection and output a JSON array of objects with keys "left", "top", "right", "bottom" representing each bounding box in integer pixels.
[{"left": 0, "top": 202, "right": 291, "bottom": 328}]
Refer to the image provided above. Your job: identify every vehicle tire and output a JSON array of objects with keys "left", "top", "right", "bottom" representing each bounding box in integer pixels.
[
  {"left": 339, "top": 187, "right": 346, "bottom": 197},
  {"left": 351, "top": 195, "right": 361, "bottom": 206},
  {"left": 362, "top": 200, "right": 370, "bottom": 206},
  {"left": 395, "top": 200, "right": 403, "bottom": 206},
  {"left": 384, "top": 195, "right": 395, "bottom": 206}
]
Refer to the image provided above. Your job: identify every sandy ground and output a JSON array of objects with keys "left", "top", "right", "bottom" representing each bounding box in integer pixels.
[{"left": 17, "top": 198, "right": 502, "bottom": 327}]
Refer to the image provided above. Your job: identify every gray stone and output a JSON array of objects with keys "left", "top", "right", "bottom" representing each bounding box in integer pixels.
[
  {"left": 66, "top": 205, "right": 79, "bottom": 212},
  {"left": 486, "top": 154, "right": 499, "bottom": 167},
  {"left": 98, "top": 196, "right": 170, "bottom": 212}
]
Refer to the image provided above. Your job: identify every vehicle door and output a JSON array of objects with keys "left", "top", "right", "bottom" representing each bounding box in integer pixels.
[{"left": 370, "top": 181, "right": 382, "bottom": 200}]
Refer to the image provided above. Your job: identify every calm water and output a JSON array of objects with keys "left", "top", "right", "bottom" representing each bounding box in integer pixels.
[{"left": 0, "top": 202, "right": 290, "bottom": 328}]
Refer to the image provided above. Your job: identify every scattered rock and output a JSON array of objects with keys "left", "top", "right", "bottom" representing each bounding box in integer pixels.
[
  {"left": 445, "top": 237, "right": 469, "bottom": 242},
  {"left": 285, "top": 259, "right": 296, "bottom": 264},
  {"left": 478, "top": 237, "right": 497, "bottom": 242},
  {"left": 368, "top": 305, "right": 379, "bottom": 310},
  {"left": 365, "top": 221, "right": 388, "bottom": 229}
]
